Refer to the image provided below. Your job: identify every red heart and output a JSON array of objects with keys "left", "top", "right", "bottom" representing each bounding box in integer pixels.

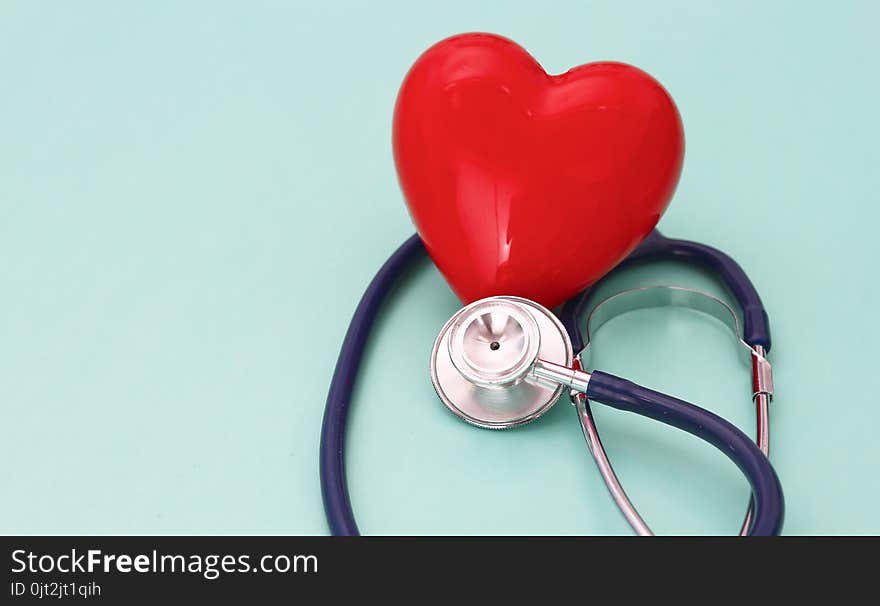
[{"left": 393, "top": 33, "right": 684, "bottom": 309}]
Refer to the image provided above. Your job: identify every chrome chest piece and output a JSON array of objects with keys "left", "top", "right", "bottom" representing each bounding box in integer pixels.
[{"left": 430, "top": 296, "right": 574, "bottom": 428}]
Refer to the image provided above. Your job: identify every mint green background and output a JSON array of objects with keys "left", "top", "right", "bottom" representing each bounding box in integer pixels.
[{"left": 1, "top": 1, "right": 877, "bottom": 535}]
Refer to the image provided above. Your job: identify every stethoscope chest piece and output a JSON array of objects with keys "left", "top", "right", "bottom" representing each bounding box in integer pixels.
[{"left": 430, "top": 296, "right": 573, "bottom": 429}]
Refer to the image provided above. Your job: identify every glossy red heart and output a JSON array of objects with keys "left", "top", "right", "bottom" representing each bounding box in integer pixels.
[{"left": 393, "top": 33, "right": 684, "bottom": 309}]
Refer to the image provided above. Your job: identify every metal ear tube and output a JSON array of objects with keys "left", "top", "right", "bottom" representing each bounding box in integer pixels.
[{"left": 572, "top": 285, "right": 774, "bottom": 535}]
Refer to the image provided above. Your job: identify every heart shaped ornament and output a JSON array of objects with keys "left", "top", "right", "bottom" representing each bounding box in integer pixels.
[{"left": 393, "top": 33, "right": 684, "bottom": 309}]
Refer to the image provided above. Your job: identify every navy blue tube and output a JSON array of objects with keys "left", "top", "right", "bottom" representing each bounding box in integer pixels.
[
  {"left": 585, "top": 371, "right": 784, "bottom": 535},
  {"left": 560, "top": 229, "right": 771, "bottom": 352},
  {"left": 319, "top": 234, "right": 426, "bottom": 536}
]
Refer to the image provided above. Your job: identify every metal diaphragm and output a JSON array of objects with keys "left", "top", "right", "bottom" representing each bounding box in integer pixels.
[{"left": 430, "top": 296, "right": 573, "bottom": 429}]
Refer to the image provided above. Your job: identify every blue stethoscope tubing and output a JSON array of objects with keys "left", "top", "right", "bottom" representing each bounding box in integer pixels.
[{"left": 320, "top": 231, "right": 784, "bottom": 536}]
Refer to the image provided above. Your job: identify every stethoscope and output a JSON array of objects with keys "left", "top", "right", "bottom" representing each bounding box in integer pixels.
[{"left": 320, "top": 229, "right": 783, "bottom": 535}]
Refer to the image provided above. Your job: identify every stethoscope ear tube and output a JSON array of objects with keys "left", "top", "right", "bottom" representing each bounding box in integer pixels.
[
  {"left": 584, "top": 371, "right": 784, "bottom": 535},
  {"left": 560, "top": 229, "right": 772, "bottom": 353},
  {"left": 560, "top": 229, "right": 777, "bottom": 534}
]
